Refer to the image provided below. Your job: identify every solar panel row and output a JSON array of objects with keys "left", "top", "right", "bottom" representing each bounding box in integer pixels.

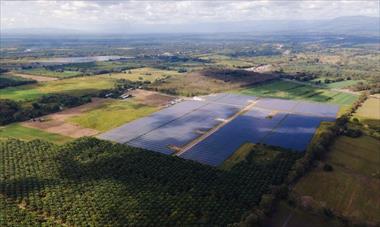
[
  {"left": 127, "top": 102, "right": 240, "bottom": 154},
  {"left": 99, "top": 93, "right": 339, "bottom": 166},
  {"left": 98, "top": 100, "right": 207, "bottom": 143},
  {"left": 180, "top": 108, "right": 336, "bottom": 166}
]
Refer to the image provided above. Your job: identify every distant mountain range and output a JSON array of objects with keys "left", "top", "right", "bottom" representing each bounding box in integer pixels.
[{"left": 2, "top": 16, "right": 379, "bottom": 36}]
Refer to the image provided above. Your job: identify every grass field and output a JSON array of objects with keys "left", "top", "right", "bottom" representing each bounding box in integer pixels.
[
  {"left": 0, "top": 68, "right": 181, "bottom": 101},
  {"left": 221, "top": 143, "right": 255, "bottom": 170},
  {"left": 354, "top": 98, "right": 380, "bottom": 119},
  {"left": 354, "top": 97, "right": 380, "bottom": 131},
  {"left": 67, "top": 99, "right": 158, "bottom": 132},
  {"left": 310, "top": 78, "right": 365, "bottom": 89},
  {"left": 0, "top": 76, "right": 115, "bottom": 101},
  {"left": 295, "top": 135, "right": 380, "bottom": 224},
  {"left": 236, "top": 80, "right": 358, "bottom": 106},
  {"left": 19, "top": 68, "right": 82, "bottom": 78},
  {"left": 221, "top": 144, "right": 282, "bottom": 170},
  {"left": 0, "top": 124, "right": 73, "bottom": 144},
  {"left": 107, "top": 67, "right": 181, "bottom": 81},
  {"left": 324, "top": 80, "right": 364, "bottom": 89}
]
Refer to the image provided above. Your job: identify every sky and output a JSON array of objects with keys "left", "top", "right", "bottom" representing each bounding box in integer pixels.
[{"left": 1, "top": 0, "right": 379, "bottom": 32}]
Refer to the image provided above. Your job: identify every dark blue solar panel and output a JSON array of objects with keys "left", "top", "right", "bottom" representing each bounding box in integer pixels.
[
  {"left": 98, "top": 100, "right": 207, "bottom": 143},
  {"left": 179, "top": 109, "right": 287, "bottom": 166},
  {"left": 262, "top": 114, "right": 336, "bottom": 151},
  {"left": 255, "top": 98, "right": 298, "bottom": 112},
  {"left": 127, "top": 102, "right": 240, "bottom": 154},
  {"left": 293, "top": 102, "right": 339, "bottom": 118}
]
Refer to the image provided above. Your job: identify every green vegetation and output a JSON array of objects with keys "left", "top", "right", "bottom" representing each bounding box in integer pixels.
[
  {"left": 221, "top": 143, "right": 255, "bottom": 170},
  {"left": 0, "top": 74, "right": 36, "bottom": 88},
  {"left": 0, "top": 68, "right": 180, "bottom": 102},
  {"left": 294, "top": 147, "right": 380, "bottom": 224},
  {"left": 149, "top": 69, "right": 276, "bottom": 96},
  {"left": 237, "top": 80, "right": 358, "bottom": 106},
  {"left": 0, "top": 94, "right": 91, "bottom": 125},
  {"left": 0, "top": 138, "right": 300, "bottom": 226},
  {"left": 19, "top": 68, "right": 82, "bottom": 78},
  {"left": 354, "top": 97, "right": 380, "bottom": 131},
  {"left": 108, "top": 67, "right": 180, "bottom": 82},
  {"left": 0, "top": 124, "right": 72, "bottom": 144},
  {"left": 0, "top": 76, "right": 115, "bottom": 101},
  {"left": 67, "top": 99, "right": 158, "bottom": 131},
  {"left": 327, "top": 135, "right": 380, "bottom": 177}
]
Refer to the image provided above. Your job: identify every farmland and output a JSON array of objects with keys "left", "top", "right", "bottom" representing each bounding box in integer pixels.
[
  {"left": 294, "top": 135, "right": 380, "bottom": 225},
  {"left": 0, "top": 76, "right": 115, "bottom": 101},
  {"left": 0, "top": 138, "right": 299, "bottom": 226},
  {"left": 67, "top": 99, "right": 158, "bottom": 132},
  {"left": 18, "top": 68, "right": 82, "bottom": 78},
  {"left": 0, "top": 31, "right": 379, "bottom": 226},
  {"left": 237, "top": 80, "right": 358, "bottom": 106},
  {"left": 0, "top": 124, "right": 73, "bottom": 144},
  {"left": 0, "top": 67, "right": 179, "bottom": 101}
]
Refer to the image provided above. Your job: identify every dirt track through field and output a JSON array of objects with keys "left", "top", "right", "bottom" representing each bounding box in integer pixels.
[
  {"left": 8, "top": 72, "right": 58, "bottom": 82},
  {"left": 128, "top": 89, "right": 175, "bottom": 106},
  {"left": 22, "top": 98, "right": 108, "bottom": 138}
]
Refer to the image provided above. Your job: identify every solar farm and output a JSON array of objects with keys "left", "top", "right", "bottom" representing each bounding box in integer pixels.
[{"left": 99, "top": 93, "right": 339, "bottom": 166}]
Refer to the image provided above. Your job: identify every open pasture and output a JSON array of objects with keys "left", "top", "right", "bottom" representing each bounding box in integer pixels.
[
  {"left": 294, "top": 136, "right": 380, "bottom": 225},
  {"left": 99, "top": 93, "right": 338, "bottom": 166},
  {"left": 0, "top": 123, "right": 73, "bottom": 144},
  {"left": 0, "top": 76, "right": 115, "bottom": 101},
  {"left": 237, "top": 80, "right": 358, "bottom": 106},
  {"left": 107, "top": 67, "right": 181, "bottom": 82},
  {"left": 67, "top": 99, "right": 159, "bottom": 132},
  {"left": 18, "top": 68, "right": 82, "bottom": 78},
  {"left": 354, "top": 97, "right": 380, "bottom": 129}
]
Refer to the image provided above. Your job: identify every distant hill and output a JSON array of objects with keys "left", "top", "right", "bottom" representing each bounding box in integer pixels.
[{"left": 2, "top": 16, "right": 379, "bottom": 36}]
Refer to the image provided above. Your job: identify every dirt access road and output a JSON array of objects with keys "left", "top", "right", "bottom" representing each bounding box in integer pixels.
[{"left": 22, "top": 98, "right": 107, "bottom": 138}]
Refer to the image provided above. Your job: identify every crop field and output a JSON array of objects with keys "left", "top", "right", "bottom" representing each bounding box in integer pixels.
[
  {"left": 0, "top": 68, "right": 182, "bottom": 101},
  {"left": 67, "top": 99, "right": 158, "bottom": 132},
  {"left": 236, "top": 80, "right": 358, "bottom": 106},
  {"left": 294, "top": 135, "right": 380, "bottom": 224},
  {"left": 99, "top": 93, "right": 338, "bottom": 166},
  {"left": 0, "top": 73, "right": 36, "bottom": 88},
  {"left": 107, "top": 67, "right": 181, "bottom": 82},
  {"left": 310, "top": 78, "right": 365, "bottom": 89},
  {"left": 18, "top": 68, "right": 82, "bottom": 78},
  {"left": 0, "top": 138, "right": 300, "bottom": 226},
  {"left": 0, "top": 76, "right": 115, "bottom": 101},
  {"left": 355, "top": 98, "right": 380, "bottom": 120},
  {"left": 149, "top": 70, "right": 277, "bottom": 97},
  {"left": 0, "top": 123, "right": 73, "bottom": 144}
]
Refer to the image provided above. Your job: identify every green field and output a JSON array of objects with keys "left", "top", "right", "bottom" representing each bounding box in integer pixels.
[
  {"left": 19, "top": 68, "right": 82, "bottom": 78},
  {"left": 324, "top": 80, "right": 364, "bottom": 89},
  {"left": 0, "top": 76, "right": 115, "bottom": 101},
  {"left": 295, "top": 135, "right": 380, "bottom": 224},
  {"left": 0, "top": 124, "right": 72, "bottom": 144},
  {"left": 236, "top": 80, "right": 358, "bottom": 106},
  {"left": 67, "top": 99, "right": 158, "bottom": 131},
  {"left": 0, "top": 68, "right": 181, "bottom": 101},
  {"left": 107, "top": 67, "right": 180, "bottom": 82}
]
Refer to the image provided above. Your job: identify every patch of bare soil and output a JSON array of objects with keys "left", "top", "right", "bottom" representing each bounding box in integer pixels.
[
  {"left": 22, "top": 98, "right": 108, "bottom": 138},
  {"left": 129, "top": 89, "right": 176, "bottom": 106},
  {"left": 244, "top": 64, "right": 273, "bottom": 73},
  {"left": 8, "top": 72, "right": 58, "bottom": 82}
]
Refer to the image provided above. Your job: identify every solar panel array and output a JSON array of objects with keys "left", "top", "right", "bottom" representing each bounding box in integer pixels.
[
  {"left": 128, "top": 102, "right": 241, "bottom": 154},
  {"left": 99, "top": 93, "right": 339, "bottom": 166}
]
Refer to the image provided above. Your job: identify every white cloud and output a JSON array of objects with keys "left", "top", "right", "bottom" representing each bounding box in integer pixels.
[{"left": 1, "top": 0, "right": 379, "bottom": 31}]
